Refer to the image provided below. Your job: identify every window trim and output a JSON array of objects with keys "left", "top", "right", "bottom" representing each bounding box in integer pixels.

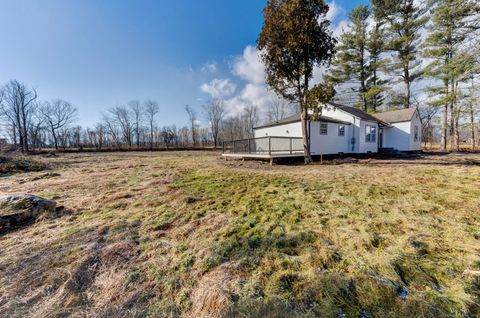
[
  {"left": 319, "top": 122, "right": 328, "bottom": 135},
  {"left": 338, "top": 125, "right": 345, "bottom": 137},
  {"left": 365, "top": 125, "right": 377, "bottom": 143}
]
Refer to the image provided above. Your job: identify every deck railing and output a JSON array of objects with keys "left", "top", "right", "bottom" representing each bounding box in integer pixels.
[{"left": 222, "top": 136, "right": 304, "bottom": 155}]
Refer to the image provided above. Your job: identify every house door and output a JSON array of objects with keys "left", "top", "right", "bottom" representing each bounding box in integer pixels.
[{"left": 379, "top": 128, "right": 383, "bottom": 148}]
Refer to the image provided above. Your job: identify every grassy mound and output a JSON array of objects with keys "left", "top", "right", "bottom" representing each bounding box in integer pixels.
[{"left": 0, "top": 155, "right": 48, "bottom": 176}]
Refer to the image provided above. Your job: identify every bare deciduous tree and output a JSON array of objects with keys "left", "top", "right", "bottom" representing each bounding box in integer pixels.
[
  {"left": 203, "top": 99, "right": 226, "bottom": 149},
  {"left": 267, "top": 98, "right": 294, "bottom": 122},
  {"left": 161, "top": 126, "right": 176, "bottom": 149},
  {"left": 0, "top": 80, "right": 38, "bottom": 152},
  {"left": 185, "top": 105, "right": 198, "bottom": 147},
  {"left": 40, "top": 99, "right": 77, "bottom": 150},
  {"left": 29, "top": 104, "right": 45, "bottom": 151},
  {"left": 128, "top": 100, "right": 143, "bottom": 148},
  {"left": 467, "top": 77, "right": 479, "bottom": 150},
  {"left": 419, "top": 104, "right": 439, "bottom": 148},
  {"left": 244, "top": 104, "right": 259, "bottom": 138},
  {"left": 106, "top": 106, "right": 134, "bottom": 147},
  {"left": 144, "top": 100, "right": 159, "bottom": 148}
]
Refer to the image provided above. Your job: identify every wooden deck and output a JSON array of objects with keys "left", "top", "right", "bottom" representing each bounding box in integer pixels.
[
  {"left": 222, "top": 152, "right": 304, "bottom": 159},
  {"left": 222, "top": 136, "right": 305, "bottom": 164}
]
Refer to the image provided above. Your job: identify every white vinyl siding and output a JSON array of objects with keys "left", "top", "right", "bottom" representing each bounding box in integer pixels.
[{"left": 309, "top": 122, "right": 351, "bottom": 154}]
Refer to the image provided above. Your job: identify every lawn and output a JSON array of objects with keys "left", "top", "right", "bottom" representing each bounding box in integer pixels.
[{"left": 0, "top": 151, "right": 479, "bottom": 317}]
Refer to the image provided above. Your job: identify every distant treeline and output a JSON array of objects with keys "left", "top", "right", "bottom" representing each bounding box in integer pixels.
[{"left": 0, "top": 77, "right": 304, "bottom": 153}]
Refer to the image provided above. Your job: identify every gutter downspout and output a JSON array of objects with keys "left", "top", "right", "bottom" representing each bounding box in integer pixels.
[
  {"left": 308, "top": 120, "right": 311, "bottom": 154},
  {"left": 352, "top": 117, "right": 356, "bottom": 152}
]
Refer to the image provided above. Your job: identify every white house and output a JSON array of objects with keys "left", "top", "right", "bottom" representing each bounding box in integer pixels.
[
  {"left": 253, "top": 102, "right": 422, "bottom": 155},
  {"left": 372, "top": 107, "right": 422, "bottom": 152}
]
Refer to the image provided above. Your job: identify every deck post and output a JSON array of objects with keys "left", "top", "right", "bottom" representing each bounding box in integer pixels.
[
  {"left": 290, "top": 138, "right": 292, "bottom": 154},
  {"left": 233, "top": 140, "right": 236, "bottom": 154},
  {"left": 270, "top": 158, "right": 273, "bottom": 166},
  {"left": 268, "top": 136, "right": 272, "bottom": 156},
  {"left": 248, "top": 139, "right": 251, "bottom": 154},
  {"left": 222, "top": 141, "right": 225, "bottom": 154}
]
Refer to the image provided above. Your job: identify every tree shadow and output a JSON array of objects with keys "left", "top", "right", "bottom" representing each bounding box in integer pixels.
[{"left": 274, "top": 152, "right": 480, "bottom": 167}]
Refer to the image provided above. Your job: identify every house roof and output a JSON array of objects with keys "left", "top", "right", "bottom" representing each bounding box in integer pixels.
[
  {"left": 254, "top": 113, "right": 351, "bottom": 129},
  {"left": 253, "top": 103, "right": 417, "bottom": 130},
  {"left": 327, "top": 102, "right": 384, "bottom": 123},
  {"left": 372, "top": 108, "right": 418, "bottom": 123}
]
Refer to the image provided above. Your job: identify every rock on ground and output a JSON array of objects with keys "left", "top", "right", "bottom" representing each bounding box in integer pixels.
[{"left": 0, "top": 194, "right": 56, "bottom": 229}]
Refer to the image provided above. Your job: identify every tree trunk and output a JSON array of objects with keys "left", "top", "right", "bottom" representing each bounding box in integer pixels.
[
  {"left": 52, "top": 128, "right": 59, "bottom": 150},
  {"left": 404, "top": 66, "right": 411, "bottom": 108},
  {"left": 453, "top": 112, "right": 460, "bottom": 151},
  {"left": 136, "top": 124, "right": 140, "bottom": 148},
  {"left": 15, "top": 112, "right": 24, "bottom": 153},
  {"left": 301, "top": 107, "right": 312, "bottom": 164},
  {"left": 441, "top": 103, "right": 448, "bottom": 152},
  {"left": 360, "top": 47, "right": 367, "bottom": 112},
  {"left": 12, "top": 122, "right": 17, "bottom": 147},
  {"left": 150, "top": 122, "right": 154, "bottom": 149},
  {"left": 20, "top": 107, "right": 29, "bottom": 152},
  {"left": 470, "top": 104, "right": 476, "bottom": 152},
  {"left": 451, "top": 81, "right": 460, "bottom": 151},
  {"left": 372, "top": 67, "right": 378, "bottom": 112},
  {"left": 302, "top": 69, "right": 312, "bottom": 164},
  {"left": 470, "top": 79, "right": 476, "bottom": 151}
]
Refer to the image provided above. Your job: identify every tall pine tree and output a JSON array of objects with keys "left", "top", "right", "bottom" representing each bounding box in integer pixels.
[
  {"left": 366, "top": 3, "right": 389, "bottom": 111},
  {"left": 422, "top": 0, "right": 479, "bottom": 151},
  {"left": 373, "top": 0, "right": 428, "bottom": 109},
  {"left": 328, "top": 5, "right": 371, "bottom": 111},
  {"left": 328, "top": 5, "right": 388, "bottom": 112}
]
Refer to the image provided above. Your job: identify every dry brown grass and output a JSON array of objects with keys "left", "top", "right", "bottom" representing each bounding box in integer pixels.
[{"left": 0, "top": 151, "right": 479, "bottom": 317}]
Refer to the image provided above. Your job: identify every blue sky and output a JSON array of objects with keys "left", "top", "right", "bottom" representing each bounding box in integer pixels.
[{"left": 0, "top": 0, "right": 359, "bottom": 128}]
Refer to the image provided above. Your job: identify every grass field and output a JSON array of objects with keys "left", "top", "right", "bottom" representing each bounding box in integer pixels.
[{"left": 0, "top": 151, "right": 479, "bottom": 317}]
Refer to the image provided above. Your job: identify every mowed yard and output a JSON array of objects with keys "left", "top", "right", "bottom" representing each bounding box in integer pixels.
[{"left": 0, "top": 152, "right": 479, "bottom": 318}]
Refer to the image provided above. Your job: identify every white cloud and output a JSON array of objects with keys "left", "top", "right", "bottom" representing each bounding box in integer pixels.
[
  {"left": 224, "top": 83, "right": 277, "bottom": 116},
  {"left": 219, "top": 45, "right": 276, "bottom": 117},
  {"left": 201, "top": 62, "right": 217, "bottom": 73},
  {"left": 200, "top": 78, "right": 236, "bottom": 98},
  {"left": 326, "top": 1, "right": 345, "bottom": 22},
  {"left": 232, "top": 45, "right": 265, "bottom": 85},
  {"left": 332, "top": 19, "right": 350, "bottom": 38}
]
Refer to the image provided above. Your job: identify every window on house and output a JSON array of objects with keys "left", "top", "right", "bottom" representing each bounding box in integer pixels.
[
  {"left": 365, "top": 125, "right": 376, "bottom": 143},
  {"left": 414, "top": 125, "right": 419, "bottom": 141},
  {"left": 320, "top": 123, "right": 328, "bottom": 135},
  {"left": 338, "top": 125, "right": 345, "bottom": 136}
]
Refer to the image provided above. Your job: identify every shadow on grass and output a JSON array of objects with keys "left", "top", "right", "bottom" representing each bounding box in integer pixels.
[{"left": 272, "top": 152, "right": 480, "bottom": 167}]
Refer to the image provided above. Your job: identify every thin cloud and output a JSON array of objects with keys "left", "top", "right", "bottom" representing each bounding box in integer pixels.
[
  {"left": 201, "top": 62, "right": 217, "bottom": 73},
  {"left": 326, "top": 1, "right": 345, "bottom": 23},
  {"left": 200, "top": 78, "right": 236, "bottom": 98}
]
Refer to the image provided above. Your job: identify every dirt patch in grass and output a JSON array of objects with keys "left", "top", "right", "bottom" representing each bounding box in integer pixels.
[{"left": 0, "top": 151, "right": 479, "bottom": 317}]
